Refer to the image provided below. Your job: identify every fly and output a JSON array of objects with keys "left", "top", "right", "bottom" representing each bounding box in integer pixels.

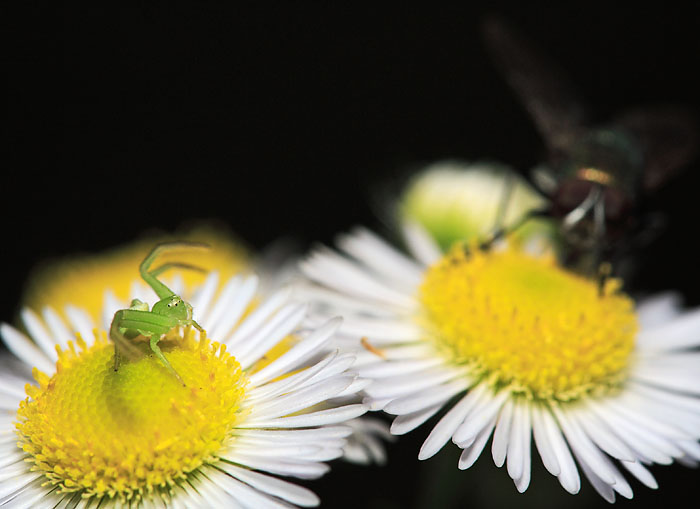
[{"left": 481, "top": 16, "right": 699, "bottom": 275}]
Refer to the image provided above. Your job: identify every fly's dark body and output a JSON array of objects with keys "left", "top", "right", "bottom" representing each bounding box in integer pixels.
[{"left": 482, "top": 17, "right": 699, "bottom": 275}]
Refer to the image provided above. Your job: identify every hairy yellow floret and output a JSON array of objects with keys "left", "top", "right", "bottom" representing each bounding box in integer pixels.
[
  {"left": 16, "top": 329, "right": 247, "bottom": 502},
  {"left": 419, "top": 246, "right": 637, "bottom": 401}
]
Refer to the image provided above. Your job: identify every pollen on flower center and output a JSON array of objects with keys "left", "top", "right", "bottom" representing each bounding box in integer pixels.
[
  {"left": 419, "top": 246, "right": 638, "bottom": 401},
  {"left": 16, "top": 329, "right": 247, "bottom": 502}
]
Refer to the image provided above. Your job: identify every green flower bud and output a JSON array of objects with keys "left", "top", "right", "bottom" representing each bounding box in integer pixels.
[{"left": 400, "top": 160, "right": 558, "bottom": 252}]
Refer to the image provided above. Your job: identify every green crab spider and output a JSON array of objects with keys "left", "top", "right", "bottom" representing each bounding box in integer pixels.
[{"left": 109, "top": 242, "right": 209, "bottom": 386}]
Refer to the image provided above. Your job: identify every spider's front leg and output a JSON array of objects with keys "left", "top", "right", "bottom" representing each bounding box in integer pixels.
[
  {"left": 109, "top": 308, "right": 186, "bottom": 386},
  {"left": 139, "top": 242, "right": 209, "bottom": 300}
]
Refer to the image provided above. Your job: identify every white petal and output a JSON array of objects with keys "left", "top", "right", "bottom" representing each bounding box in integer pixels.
[
  {"left": 238, "top": 404, "right": 367, "bottom": 429},
  {"left": 337, "top": 227, "right": 424, "bottom": 288},
  {"left": 636, "top": 308, "right": 700, "bottom": 351},
  {"left": 491, "top": 398, "right": 514, "bottom": 467},
  {"left": 573, "top": 444, "right": 634, "bottom": 501},
  {"left": 358, "top": 342, "right": 436, "bottom": 362},
  {"left": 221, "top": 454, "right": 329, "bottom": 480},
  {"left": 514, "top": 404, "right": 532, "bottom": 493},
  {"left": 227, "top": 287, "right": 292, "bottom": 346},
  {"left": 585, "top": 400, "right": 677, "bottom": 463},
  {"left": 215, "top": 473, "right": 297, "bottom": 509},
  {"left": 345, "top": 430, "right": 388, "bottom": 465},
  {"left": 637, "top": 292, "right": 683, "bottom": 329},
  {"left": 614, "top": 385, "right": 700, "bottom": 437},
  {"left": 231, "top": 443, "right": 322, "bottom": 460},
  {"left": 0, "top": 475, "right": 53, "bottom": 508},
  {"left": 458, "top": 416, "right": 496, "bottom": 470},
  {"left": 384, "top": 379, "right": 468, "bottom": 416},
  {"left": 336, "top": 377, "right": 373, "bottom": 398},
  {"left": 101, "top": 289, "right": 123, "bottom": 330},
  {"left": 390, "top": 403, "right": 443, "bottom": 435},
  {"left": 301, "top": 248, "right": 416, "bottom": 310},
  {"left": 551, "top": 404, "right": 617, "bottom": 485},
  {"left": 216, "top": 463, "right": 320, "bottom": 507},
  {"left": 210, "top": 275, "right": 259, "bottom": 341},
  {"left": 531, "top": 404, "right": 560, "bottom": 476},
  {"left": 539, "top": 405, "right": 580, "bottom": 494},
  {"left": 248, "top": 376, "right": 355, "bottom": 421},
  {"left": 677, "top": 439, "right": 700, "bottom": 461},
  {"left": 235, "top": 426, "right": 352, "bottom": 443},
  {"left": 401, "top": 220, "right": 442, "bottom": 266},
  {"left": 293, "top": 353, "right": 358, "bottom": 391},
  {"left": 333, "top": 316, "right": 422, "bottom": 344},
  {"left": 0, "top": 379, "right": 27, "bottom": 401},
  {"left": 572, "top": 406, "right": 636, "bottom": 462},
  {"left": 364, "top": 365, "right": 467, "bottom": 400},
  {"left": 598, "top": 396, "right": 692, "bottom": 440},
  {"left": 201, "top": 275, "right": 244, "bottom": 332},
  {"left": 573, "top": 451, "right": 616, "bottom": 503},
  {"left": 676, "top": 455, "right": 699, "bottom": 468},
  {"left": 0, "top": 451, "right": 25, "bottom": 470},
  {"left": 628, "top": 380, "right": 700, "bottom": 414},
  {"left": 453, "top": 390, "right": 509, "bottom": 446},
  {"left": 129, "top": 280, "right": 153, "bottom": 303},
  {"left": 357, "top": 357, "right": 446, "bottom": 379},
  {"left": 418, "top": 384, "right": 486, "bottom": 460},
  {"left": 237, "top": 303, "right": 308, "bottom": 369},
  {"left": 180, "top": 470, "right": 239, "bottom": 509},
  {"left": 0, "top": 472, "right": 43, "bottom": 500},
  {"left": 0, "top": 324, "right": 55, "bottom": 374},
  {"left": 190, "top": 271, "right": 220, "bottom": 322},
  {"left": 41, "top": 307, "right": 73, "bottom": 351},
  {"left": 506, "top": 401, "right": 531, "bottom": 484},
  {"left": 620, "top": 460, "right": 658, "bottom": 490},
  {"left": 632, "top": 364, "right": 700, "bottom": 395},
  {"left": 64, "top": 305, "right": 96, "bottom": 346},
  {"left": 233, "top": 435, "right": 343, "bottom": 452},
  {"left": 245, "top": 351, "right": 341, "bottom": 405},
  {"left": 0, "top": 460, "right": 32, "bottom": 482},
  {"left": 293, "top": 283, "right": 399, "bottom": 319},
  {"left": 246, "top": 317, "right": 341, "bottom": 388},
  {"left": 20, "top": 308, "right": 58, "bottom": 361}
]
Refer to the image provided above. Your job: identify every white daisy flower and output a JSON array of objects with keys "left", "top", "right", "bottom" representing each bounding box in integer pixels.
[
  {"left": 299, "top": 224, "right": 700, "bottom": 502},
  {"left": 253, "top": 243, "right": 395, "bottom": 466},
  {"left": 17, "top": 227, "right": 390, "bottom": 468},
  {"left": 0, "top": 261, "right": 369, "bottom": 507}
]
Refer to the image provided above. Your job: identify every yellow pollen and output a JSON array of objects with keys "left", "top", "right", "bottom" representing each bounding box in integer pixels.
[
  {"left": 419, "top": 246, "right": 638, "bottom": 401},
  {"left": 16, "top": 329, "right": 247, "bottom": 503}
]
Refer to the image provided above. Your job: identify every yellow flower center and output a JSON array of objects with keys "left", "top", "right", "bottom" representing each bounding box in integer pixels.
[
  {"left": 419, "top": 246, "right": 638, "bottom": 401},
  {"left": 16, "top": 329, "right": 247, "bottom": 503}
]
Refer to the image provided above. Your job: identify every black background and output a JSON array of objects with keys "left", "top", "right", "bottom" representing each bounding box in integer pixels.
[{"left": 4, "top": 2, "right": 700, "bottom": 508}]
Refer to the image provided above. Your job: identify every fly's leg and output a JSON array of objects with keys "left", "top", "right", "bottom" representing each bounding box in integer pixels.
[
  {"left": 561, "top": 185, "right": 603, "bottom": 242},
  {"left": 478, "top": 171, "right": 551, "bottom": 250},
  {"left": 491, "top": 170, "right": 516, "bottom": 238}
]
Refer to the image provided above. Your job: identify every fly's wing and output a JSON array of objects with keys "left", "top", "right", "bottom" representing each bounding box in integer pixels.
[
  {"left": 481, "top": 16, "right": 589, "bottom": 160},
  {"left": 613, "top": 106, "right": 700, "bottom": 191}
]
